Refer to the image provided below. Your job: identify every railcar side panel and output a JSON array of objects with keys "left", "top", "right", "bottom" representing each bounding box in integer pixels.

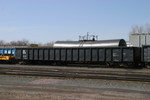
[
  {"left": 134, "top": 48, "right": 141, "bottom": 63},
  {"left": 50, "top": 49, "right": 54, "bottom": 60},
  {"left": 15, "top": 49, "right": 22, "bottom": 59},
  {"left": 85, "top": 48, "right": 91, "bottom": 61},
  {"left": 144, "top": 48, "right": 148, "bottom": 62},
  {"left": 106, "top": 49, "right": 111, "bottom": 62},
  {"left": 92, "top": 48, "right": 98, "bottom": 61},
  {"left": 73, "top": 48, "right": 78, "bottom": 61},
  {"left": 148, "top": 48, "right": 150, "bottom": 61},
  {"left": 29, "top": 49, "right": 33, "bottom": 60},
  {"left": 99, "top": 49, "right": 105, "bottom": 61},
  {"left": 67, "top": 49, "right": 72, "bottom": 61},
  {"left": 44, "top": 49, "right": 49, "bottom": 60},
  {"left": 55, "top": 49, "right": 60, "bottom": 61},
  {"left": 79, "top": 48, "right": 84, "bottom": 61},
  {"left": 142, "top": 46, "right": 150, "bottom": 62},
  {"left": 39, "top": 49, "right": 44, "bottom": 60},
  {"left": 61, "top": 48, "right": 66, "bottom": 61},
  {"left": 122, "top": 48, "right": 133, "bottom": 62},
  {"left": 34, "top": 49, "right": 38, "bottom": 60},
  {"left": 22, "top": 49, "right": 28, "bottom": 60},
  {"left": 112, "top": 49, "right": 121, "bottom": 62}
]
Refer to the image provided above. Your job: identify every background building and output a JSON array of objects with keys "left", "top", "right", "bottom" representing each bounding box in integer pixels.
[{"left": 129, "top": 33, "right": 150, "bottom": 47}]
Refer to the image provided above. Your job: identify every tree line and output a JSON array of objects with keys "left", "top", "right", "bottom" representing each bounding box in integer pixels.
[
  {"left": 0, "top": 39, "right": 54, "bottom": 47},
  {"left": 130, "top": 24, "right": 150, "bottom": 34}
]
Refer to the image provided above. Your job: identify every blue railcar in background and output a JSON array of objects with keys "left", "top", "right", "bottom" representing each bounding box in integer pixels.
[
  {"left": 0, "top": 48, "right": 16, "bottom": 63},
  {"left": 0, "top": 48, "right": 16, "bottom": 56}
]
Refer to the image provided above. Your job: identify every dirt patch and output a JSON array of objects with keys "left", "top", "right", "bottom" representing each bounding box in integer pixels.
[{"left": 30, "top": 79, "right": 63, "bottom": 85}]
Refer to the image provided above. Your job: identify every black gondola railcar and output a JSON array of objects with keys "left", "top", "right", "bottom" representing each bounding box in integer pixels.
[
  {"left": 15, "top": 47, "right": 141, "bottom": 67},
  {"left": 142, "top": 45, "right": 150, "bottom": 68}
]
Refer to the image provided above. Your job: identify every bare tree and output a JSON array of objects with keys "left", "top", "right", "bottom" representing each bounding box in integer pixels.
[
  {"left": 131, "top": 26, "right": 136, "bottom": 34},
  {"left": 17, "top": 39, "right": 29, "bottom": 46},
  {"left": 138, "top": 26, "right": 144, "bottom": 34},
  {"left": 0, "top": 39, "right": 54, "bottom": 47},
  {"left": 145, "top": 24, "right": 150, "bottom": 34},
  {"left": 130, "top": 24, "right": 150, "bottom": 34},
  {"left": 10, "top": 39, "right": 29, "bottom": 46},
  {"left": 45, "top": 42, "right": 54, "bottom": 47},
  {"left": 0, "top": 40, "right": 5, "bottom": 45}
]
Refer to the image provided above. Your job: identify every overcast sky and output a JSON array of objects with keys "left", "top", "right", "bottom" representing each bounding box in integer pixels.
[{"left": 0, "top": 0, "right": 150, "bottom": 43}]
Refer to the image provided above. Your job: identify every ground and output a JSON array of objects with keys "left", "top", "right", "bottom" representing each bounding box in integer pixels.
[{"left": 0, "top": 75, "right": 150, "bottom": 100}]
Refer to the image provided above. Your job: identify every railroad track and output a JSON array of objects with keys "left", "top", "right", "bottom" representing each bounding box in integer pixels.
[{"left": 0, "top": 65, "right": 150, "bottom": 82}]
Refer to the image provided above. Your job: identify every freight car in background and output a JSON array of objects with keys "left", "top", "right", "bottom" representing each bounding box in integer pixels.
[
  {"left": 142, "top": 45, "right": 150, "bottom": 68},
  {"left": 53, "top": 39, "right": 127, "bottom": 48},
  {"left": 0, "top": 48, "right": 16, "bottom": 63}
]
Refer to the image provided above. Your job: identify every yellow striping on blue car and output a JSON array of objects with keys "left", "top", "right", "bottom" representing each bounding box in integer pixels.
[{"left": 0, "top": 54, "right": 15, "bottom": 63}]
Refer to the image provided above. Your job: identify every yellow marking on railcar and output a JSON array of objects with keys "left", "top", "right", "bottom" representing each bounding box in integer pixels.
[{"left": 0, "top": 55, "right": 15, "bottom": 62}]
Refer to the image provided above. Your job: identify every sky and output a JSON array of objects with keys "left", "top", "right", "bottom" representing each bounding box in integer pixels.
[{"left": 0, "top": 0, "right": 150, "bottom": 43}]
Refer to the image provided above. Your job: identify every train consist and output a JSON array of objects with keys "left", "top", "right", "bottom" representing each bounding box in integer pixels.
[{"left": 0, "top": 37, "right": 150, "bottom": 68}]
